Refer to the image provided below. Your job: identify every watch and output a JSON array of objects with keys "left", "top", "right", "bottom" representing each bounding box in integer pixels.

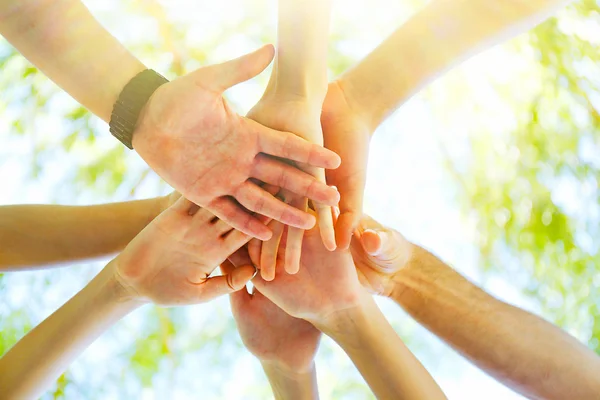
[{"left": 109, "top": 69, "right": 169, "bottom": 149}]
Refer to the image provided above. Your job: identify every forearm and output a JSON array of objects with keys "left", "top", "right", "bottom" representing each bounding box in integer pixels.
[
  {"left": 264, "top": 0, "right": 331, "bottom": 103},
  {"left": 0, "top": 261, "right": 140, "bottom": 399},
  {"left": 392, "top": 246, "right": 600, "bottom": 399},
  {"left": 262, "top": 361, "right": 319, "bottom": 400},
  {"left": 0, "top": 0, "right": 146, "bottom": 122},
  {"left": 339, "top": 0, "right": 568, "bottom": 131},
  {"left": 0, "top": 197, "right": 166, "bottom": 270},
  {"left": 320, "top": 293, "right": 446, "bottom": 399}
]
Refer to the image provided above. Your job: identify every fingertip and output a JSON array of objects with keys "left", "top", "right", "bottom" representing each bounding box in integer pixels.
[
  {"left": 300, "top": 213, "right": 317, "bottom": 230},
  {"left": 261, "top": 269, "right": 275, "bottom": 282},
  {"left": 361, "top": 229, "right": 382, "bottom": 254},
  {"left": 230, "top": 265, "right": 257, "bottom": 290},
  {"left": 335, "top": 214, "right": 358, "bottom": 249},
  {"left": 260, "top": 43, "right": 275, "bottom": 58},
  {"left": 326, "top": 151, "right": 342, "bottom": 169},
  {"left": 256, "top": 227, "right": 273, "bottom": 241}
]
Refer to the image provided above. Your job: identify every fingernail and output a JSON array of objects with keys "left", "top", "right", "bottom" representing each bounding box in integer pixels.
[
  {"left": 251, "top": 265, "right": 258, "bottom": 280},
  {"left": 373, "top": 230, "right": 389, "bottom": 256}
]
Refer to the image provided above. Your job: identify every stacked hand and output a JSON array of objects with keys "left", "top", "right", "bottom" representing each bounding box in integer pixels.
[
  {"left": 246, "top": 80, "right": 373, "bottom": 279},
  {"left": 247, "top": 96, "right": 336, "bottom": 280},
  {"left": 131, "top": 45, "right": 341, "bottom": 241},
  {"left": 114, "top": 197, "right": 261, "bottom": 305}
]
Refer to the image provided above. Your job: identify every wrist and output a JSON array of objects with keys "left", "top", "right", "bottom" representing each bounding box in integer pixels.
[
  {"left": 261, "top": 360, "right": 316, "bottom": 380},
  {"left": 106, "top": 257, "right": 149, "bottom": 305},
  {"left": 264, "top": 66, "right": 328, "bottom": 106},
  {"left": 334, "top": 77, "right": 381, "bottom": 134},
  {"left": 262, "top": 360, "right": 319, "bottom": 400},
  {"left": 311, "top": 290, "right": 373, "bottom": 340}
]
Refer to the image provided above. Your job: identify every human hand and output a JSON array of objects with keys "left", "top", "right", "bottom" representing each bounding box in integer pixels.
[
  {"left": 223, "top": 249, "right": 321, "bottom": 373},
  {"left": 114, "top": 197, "right": 260, "bottom": 306},
  {"left": 350, "top": 215, "right": 415, "bottom": 298},
  {"left": 132, "top": 45, "right": 341, "bottom": 241},
  {"left": 247, "top": 97, "right": 336, "bottom": 280},
  {"left": 322, "top": 80, "right": 372, "bottom": 249},
  {"left": 232, "top": 215, "right": 366, "bottom": 328}
]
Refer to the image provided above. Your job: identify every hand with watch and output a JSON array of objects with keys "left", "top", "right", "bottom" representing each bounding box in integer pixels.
[{"left": 110, "top": 45, "right": 341, "bottom": 241}]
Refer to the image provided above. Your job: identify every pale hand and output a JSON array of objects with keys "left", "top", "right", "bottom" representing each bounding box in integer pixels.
[
  {"left": 239, "top": 216, "right": 366, "bottom": 327},
  {"left": 132, "top": 45, "right": 341, "bottom": 241},
  {"left": 247, "top": 97, "right": 336, "bottom": 281},
  {"left": 223, "top": 249, "right": 321, "bottom": 373},
  {"left": 350, "top": 215, "right": 415, "bottom": 298},
  {"left": 114, "top": 197, "right": 259, "bottom": 306},
  {"left": 322, "top": 80, "right": 371, "bottom": 249}
]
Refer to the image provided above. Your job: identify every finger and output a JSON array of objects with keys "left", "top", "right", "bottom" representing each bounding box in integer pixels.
[
  {"left": 207, "top": 197, "right": 272, "bottom": 241},
  {"left": 234, "top": 181, "right": 316, "bottom": 230},
  {"left": 170, "top": 196, "right": 196, "bottom": 214},
  {"left": 361, "top": 229, "right": 383, "bottom": 254},
  {"left": 210, "top": 218, "right": 234, "bottom": 236},
  {"left": 248, "top": 238, "right": 262, "bottom": 267},
  {"left": 260, "top": 221, "right": 285, "bottom": 281},
  {"left": 221, "top": 260, "right": 253, "bottom": 306},
  {"left": 335, "top": 211, "right": 362, "bottom": 250},
  {"left": 251, "top": 154, "right": 339, "bottom": 206},
  {"left": 228, "top": 246, "right": 253, "bottom": 267},
  {"left": 315, "top": 202, "right": 336, "bottom": 251},
  {"left": 284, "top": 197, "right": 308, "bottom": 275},
  {"left": 284, "top": 226, "right": 304, "bottom": 275},
  {"left": 196, "top": 265, "right": 257, "bottom": 301},
  {"left": 255, "top": 125, "right": 341, "bottom": 169},
  {"left": 192, "top": 44, "right": 275, "bottom": 92},
  {"left": 332, "top": 175, "right": 366, "bottom": 249}
]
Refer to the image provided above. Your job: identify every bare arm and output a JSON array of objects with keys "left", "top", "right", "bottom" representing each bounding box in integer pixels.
[
  {"left": 319, "top": 293, "right": 446, "bottom": 400},
  {"left": 0, "top": 197, "right": 259, "bottom": 399},
  {"left": 0, "top": 262, "right": 140, "bottom": 399},
  {"left": 262, "top": 363, "right": 319, "bottom": 400},
  {"left": 0, "top": 196, "right": 170, "bottom": 271},
  {"left": 0, "top": 0, "right": 145, "bottom": 122},
  {"left": 353, "top": 216, "right": 600, "bottom": 400},
  {"left": 393, "top": 247, "right": 600, "bottom": 400},
  {"left": 248, "top": 0, "right": 335, "bottom": 278},
  {"left": 338, "top": 0, "right": 570, "bottom": 131}
]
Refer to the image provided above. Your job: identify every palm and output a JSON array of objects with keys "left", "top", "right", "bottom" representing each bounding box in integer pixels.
[
  {"left": 247, "top": 98, "right": 336, "bottom": 278},
  {"left": 116, "top": 199, "right": 256, "bottom": 306},
  {"left": 251, "top": 222, "right": 364, "bottom": 323},
  {"left": 322, "top": 81, "right": 371, "bottom": 249},
  {"left": 230, "top": 288, "right": 321, "bottom": 372},
  {"left": 131, "top": 46, "right": 341, "bottom": 241}
]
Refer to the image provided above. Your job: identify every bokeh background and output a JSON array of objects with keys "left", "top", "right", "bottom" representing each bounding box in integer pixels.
[{"left": 1, "top": 0, "right": 599, "bottom": 398}]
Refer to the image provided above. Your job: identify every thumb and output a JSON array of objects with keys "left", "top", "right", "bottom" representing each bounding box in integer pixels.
[
  {"left": 195, "top": 264, "right": 257, "bottom": 302},
  {"left": 361, "top": 229, "right": 395, "bottom": 258},
  {"left": 192, "top": 44, "right": 275, "bottom": 92}
]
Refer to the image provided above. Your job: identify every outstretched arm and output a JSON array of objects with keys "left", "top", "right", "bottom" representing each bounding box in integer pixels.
[
  {"left": 0, "top": 195, "right": 174, "bottom": 271},
  {"left": 323, "top": 0, "right": 570, "bottom": 247},
  {"left": 0, "top": 1, "right": 341, "bottom": 240},
  {"left": 224, "top": 251, "right": 321, "bottom": 400},
  {"left": 247, "top": 0, "right": 335, "bottom": 279},
  {"left": 0, "top": 198, "right": 259, "bottom": 399},
  {"left": 352, "top": 215, "right": 600, "bottom": 400},
  {"left": 0, "top": 0, "right": 145, "bottom": 122},
  {"left": 233, "top": 222, "right": 446, "bottom": 399},
  {"left": 318, "top": 292, "right": 447, "bottom": 400},
  {"left": 339, "top": 0, "right": 569, "bottom": 131}
]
